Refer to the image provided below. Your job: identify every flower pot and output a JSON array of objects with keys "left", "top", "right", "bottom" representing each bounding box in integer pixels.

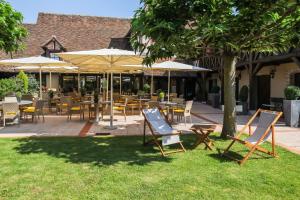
[
  {"left": 208, "top": 93, "right": 220, "bottom": 108},
  {"left": 283, "top": 100, "right": 300, "bottom": 127}
]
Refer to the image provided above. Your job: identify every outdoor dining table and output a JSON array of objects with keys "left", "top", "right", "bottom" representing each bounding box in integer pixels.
[{"left": 0, "top": 100, "right": 33, "bottom": 107}]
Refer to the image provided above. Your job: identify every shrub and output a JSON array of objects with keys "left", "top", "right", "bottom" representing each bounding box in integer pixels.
[
  {"left": 48, "top": 90, "right": 54, "bottom": 99},
  {"left": 284, "top": 85, "right": 300, "bottom": 100},
  {"left": 143, "top": 83, "right": 150, "bottom": 93},
  {"left": 239, "top": 85, "right": 249, "bottom": 102},
  {"left": 210, "top": 86, "right": 220, "bottom": 93},
  {"left": 27, "top": 75, "right": 39, "bottom": 95},
  {"left": 0, "top": 78, "right": 17, "bottom": 99},
  {"left": 16, "top": 70, "right": 28, "bottom": 94}
]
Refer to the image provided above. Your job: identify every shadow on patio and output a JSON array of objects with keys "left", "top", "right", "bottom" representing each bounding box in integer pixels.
[{"left": 13, "top": 136, "right": 179, "bottom": 166}]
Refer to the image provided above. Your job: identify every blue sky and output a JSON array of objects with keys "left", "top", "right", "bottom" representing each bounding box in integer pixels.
[{"left": 7, "top": 0, "right": 141, "bottom": 23}]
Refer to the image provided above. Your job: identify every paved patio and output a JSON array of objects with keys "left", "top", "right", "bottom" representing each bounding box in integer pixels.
[{"left": 0, "top": 102, "right": 299, "bottom": 154}]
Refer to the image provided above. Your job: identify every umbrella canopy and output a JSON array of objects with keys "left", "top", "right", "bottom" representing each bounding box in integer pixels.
[
  {"left": 0, "top": 56, "right": 71, "bottom": 67},
  {"left": 151, "top": 61, "right": 209, "bottom": 71},
  {"left": 149, "top": 61, "right": 209, "bottom": 102},
  {"left": 56, "top": 49, "right": 144, "bottom": 73},
  {"left": 0, "top": 56, "right": 73, "bottom": 99},
  {"left": 56, "top": 48, "right": 144, "bottom": 129}
]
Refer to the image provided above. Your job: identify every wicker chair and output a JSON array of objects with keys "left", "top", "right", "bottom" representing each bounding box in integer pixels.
[
  {"left": 2, "top": 102, "right": 20, "bottom": 127},
  {"left": 23, "top": 100, "right": 45, "bottom": 122}
]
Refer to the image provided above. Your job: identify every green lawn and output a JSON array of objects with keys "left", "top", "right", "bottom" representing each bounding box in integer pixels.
[{"left": 0, "top": 135, "right": 299, "bottom": 200}]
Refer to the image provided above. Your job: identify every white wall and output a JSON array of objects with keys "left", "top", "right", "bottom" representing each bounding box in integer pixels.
[{"left": 46, "top": 73, "right": 59, "bottom": 91}]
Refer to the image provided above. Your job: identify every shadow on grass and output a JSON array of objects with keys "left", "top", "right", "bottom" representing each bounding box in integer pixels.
[
  {"left": 14, "top": 136, "right": 174, "bottom": 167},
  {"left": 209, "top": 147, "right": 275, "bottom": 164}
]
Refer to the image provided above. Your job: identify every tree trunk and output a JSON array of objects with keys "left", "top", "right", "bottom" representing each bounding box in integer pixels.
[{"left": 221, "top": 55, "right": 237, "bottom": 138}]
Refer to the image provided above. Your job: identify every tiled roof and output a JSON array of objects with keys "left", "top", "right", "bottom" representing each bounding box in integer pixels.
[{"left": 0, "top": 13, "right": 131, "bottom": 59}]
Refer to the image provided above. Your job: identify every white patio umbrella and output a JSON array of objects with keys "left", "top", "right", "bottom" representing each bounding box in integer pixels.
[
  {"left": 151, "top": 61, "right": 210, "bottom": 102},
  {"left": 57, "top": 49, "right": 144, "bottom": 129},
  {"left": 0, "top": 56, "right": 73, "bottom": 99},
  {"left": 14, "top": 66, "right": 78, "bottom": 89}
]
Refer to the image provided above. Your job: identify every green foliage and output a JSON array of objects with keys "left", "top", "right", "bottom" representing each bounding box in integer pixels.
[
  {"left": 158, "top": 91, "right": 165, "bottom": 100},
  {"left": 0, "top": 135, "right": 299, "bottom": 199},
  {"left": 94, "top": 90, "right": 99, "bottom": 103},
  {"left": 0, "top": 0, "right": 27, "bottom": 54},
  {"left": 16, "top": 70, "right": 28, "bottom": 94},
  {"left": 80, "top": 87, "right": 86, "bottom": 97},
  {"left": 210, "top": 86, "right": 220, "bottom": 93},
  {"left": 0, "top": 73, "right": 38, "bottom": 99},
  {"left": 0, "top": 78, "right": 17, "bottom": 99},
  {"left": 27, "top": 75, "right": 39, "bottom": 95},
  {"left": 239, "top": 85, "right": 249, "bottom": 102},
  {"left": 48, "top": 90, "right": 54, "bottom": 99},
  {"left": 143, "top": 83, "right": 150, "bottom": 93},
  {"left": 131, "top": 0, "right": 300, "bottom": 64},
  {"left": 284, "top": 85, "right": 300, "bottom": 100}
]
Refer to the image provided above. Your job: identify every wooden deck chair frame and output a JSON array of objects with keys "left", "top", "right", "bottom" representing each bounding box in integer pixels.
[
  {"left": 142, "top": 108, "right": 186, "bottom": 157},
  {"left": 223, "top": 109, "right": 282, "bottom": 165}
]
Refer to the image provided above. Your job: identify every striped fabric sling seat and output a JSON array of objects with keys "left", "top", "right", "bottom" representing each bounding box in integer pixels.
[
  {"left": 142, "top": 108, "right": 186, "bottom": 156},
  {"left": 223, "top": 109, "right": 282, "bottom": 165}
]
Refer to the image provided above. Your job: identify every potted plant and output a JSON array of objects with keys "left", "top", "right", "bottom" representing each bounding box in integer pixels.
[
  {"left": 16, "top": 91, "right": 22, "bottom": 102},
  {"left": 239, "top": 85, "right": 249, "bottom": 115},
  {"left": 48, "top": 90, "right": 54, "bottom": 99},
  {"left": 143, "top": 83, "right": 150, "bottom": 94},
  {"left": 80, "top": 87, "right": 86, "bottom": 97},
  {"left": 208, "top": 85, "right": 220, "bottom": 108},
  {"left": 158, "top": 90, "right": 165, "bottom": 102},
  {"left": 283, "top": 85, "right": 300, "bottom": 127}
]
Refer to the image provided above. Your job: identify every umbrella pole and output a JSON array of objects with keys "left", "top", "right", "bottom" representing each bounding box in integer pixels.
[
  {"left": 49, "top": 71, "right": 52, "bottom": 89},
  {"left": 110, "top": 72, "right": 113, "bottom": 127},
  {"left": 151, "top": 70, "right": 154, "bottom": 97},
  {"left": 106, "top": 72, "right": 109, "bottom": 101},
  {"left": 168, "top": 70, "right": 170, "bottom": 102},
  {"left": 119, "top": 73, "right": 122, "bottom": 95},
  {"left": 78, "top": 72, "right": 80, "bottom": 93},
  {"left": 39, "top": 67, "right": 42, "bottom": 100}
]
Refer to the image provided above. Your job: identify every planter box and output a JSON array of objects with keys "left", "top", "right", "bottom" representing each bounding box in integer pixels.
[
  {"left": 221, "top": 105, "right": 243, "bottom": 112},
  {"left": 283, "top": 100, "right": 300, "bottom": 127}
]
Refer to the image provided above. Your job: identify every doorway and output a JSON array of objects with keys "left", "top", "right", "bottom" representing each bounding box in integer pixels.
[{"left": 257, "top": 75, "right": 271, "bottom": 108}]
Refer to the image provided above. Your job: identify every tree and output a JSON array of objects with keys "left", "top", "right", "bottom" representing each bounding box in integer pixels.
[
  {"left": 0, "top": 0, "right": 27, "bottom": 57},
  {"left": 16, "top": 70, "right": 29, "bottom": 94},
  {"left": 131, "top": 0, "right": 300, "bottom": 138}
]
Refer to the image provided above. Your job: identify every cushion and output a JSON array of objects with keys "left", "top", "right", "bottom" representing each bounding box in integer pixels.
[
  {"left": 71, "top": 106, "right": 80, "bottom": 111},
  {"left": 24, "top": 107, "right": 35, "bottom": 113}
]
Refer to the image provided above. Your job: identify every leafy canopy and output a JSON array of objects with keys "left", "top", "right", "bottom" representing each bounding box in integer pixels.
[
  {"left": 0, "top": 0, "right": 27, "bottom": 54},
  {"left": 131, "top": 0, "right": 300, "bottom": 64}
]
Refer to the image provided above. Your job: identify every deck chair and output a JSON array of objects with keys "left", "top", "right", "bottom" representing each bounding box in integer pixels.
[
  {"left": 223, "top": 109, "right": 282, "bottom": 165},
  {"left": 142, "top": 108, "right": 186, "bottom": 156}
]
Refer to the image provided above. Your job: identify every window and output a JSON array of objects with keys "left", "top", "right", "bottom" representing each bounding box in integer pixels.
[
  {"left": 295, "top": 73, "right": 300, "bottom": 87},
  {"left": 50, "top": 53, "right": 60, "bottom": 60}
]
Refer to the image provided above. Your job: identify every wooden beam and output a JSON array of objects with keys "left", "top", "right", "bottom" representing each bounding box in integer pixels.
[{"left": 291, "top": 57, "right": 300, "bottom": 68}]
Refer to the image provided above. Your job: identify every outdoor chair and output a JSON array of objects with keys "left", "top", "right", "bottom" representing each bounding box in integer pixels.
[
  {"left": 142, "top": 108, "right": 186, "bottom": 156},
  {"left": 2, "top": 102, "right": 20, "bottom": 127},
  {"left": 174, "top": 100, "right": 193, "bottom": 125},
  {"left": 23, "top": 100, "right": 45, "bottom": 123},
  {"left": 148, "top": 101, "right": 160, "bottom": 109},
  {"left": 222, "top": 109, "right": 282, "bottom": 165},
  {"left": 56, "top": 96, "right": 71, "bottom": 115},
  {"left": 67, "top": 100, "right": 84, "bottom": 120},
  {"left": 113, "top": 98, "right": 128, "bottom": 121},
  {"left": 4, "top": 96, "right": 17, "bottom": 103},
  {"left": 127, "top": 100, "right": 140, "bottom": 115}
]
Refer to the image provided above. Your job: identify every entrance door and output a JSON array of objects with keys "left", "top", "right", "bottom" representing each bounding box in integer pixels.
[
  {"left": 295, "top": 73, "right": 300, "bottom": 87},
  {"left": 257, "top": 75, "right": 271, "bottom": 108}
]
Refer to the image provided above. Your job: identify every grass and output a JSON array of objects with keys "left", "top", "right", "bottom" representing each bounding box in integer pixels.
[{"left": 0, "top": 134, "right": 299, "bottom": 200}]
